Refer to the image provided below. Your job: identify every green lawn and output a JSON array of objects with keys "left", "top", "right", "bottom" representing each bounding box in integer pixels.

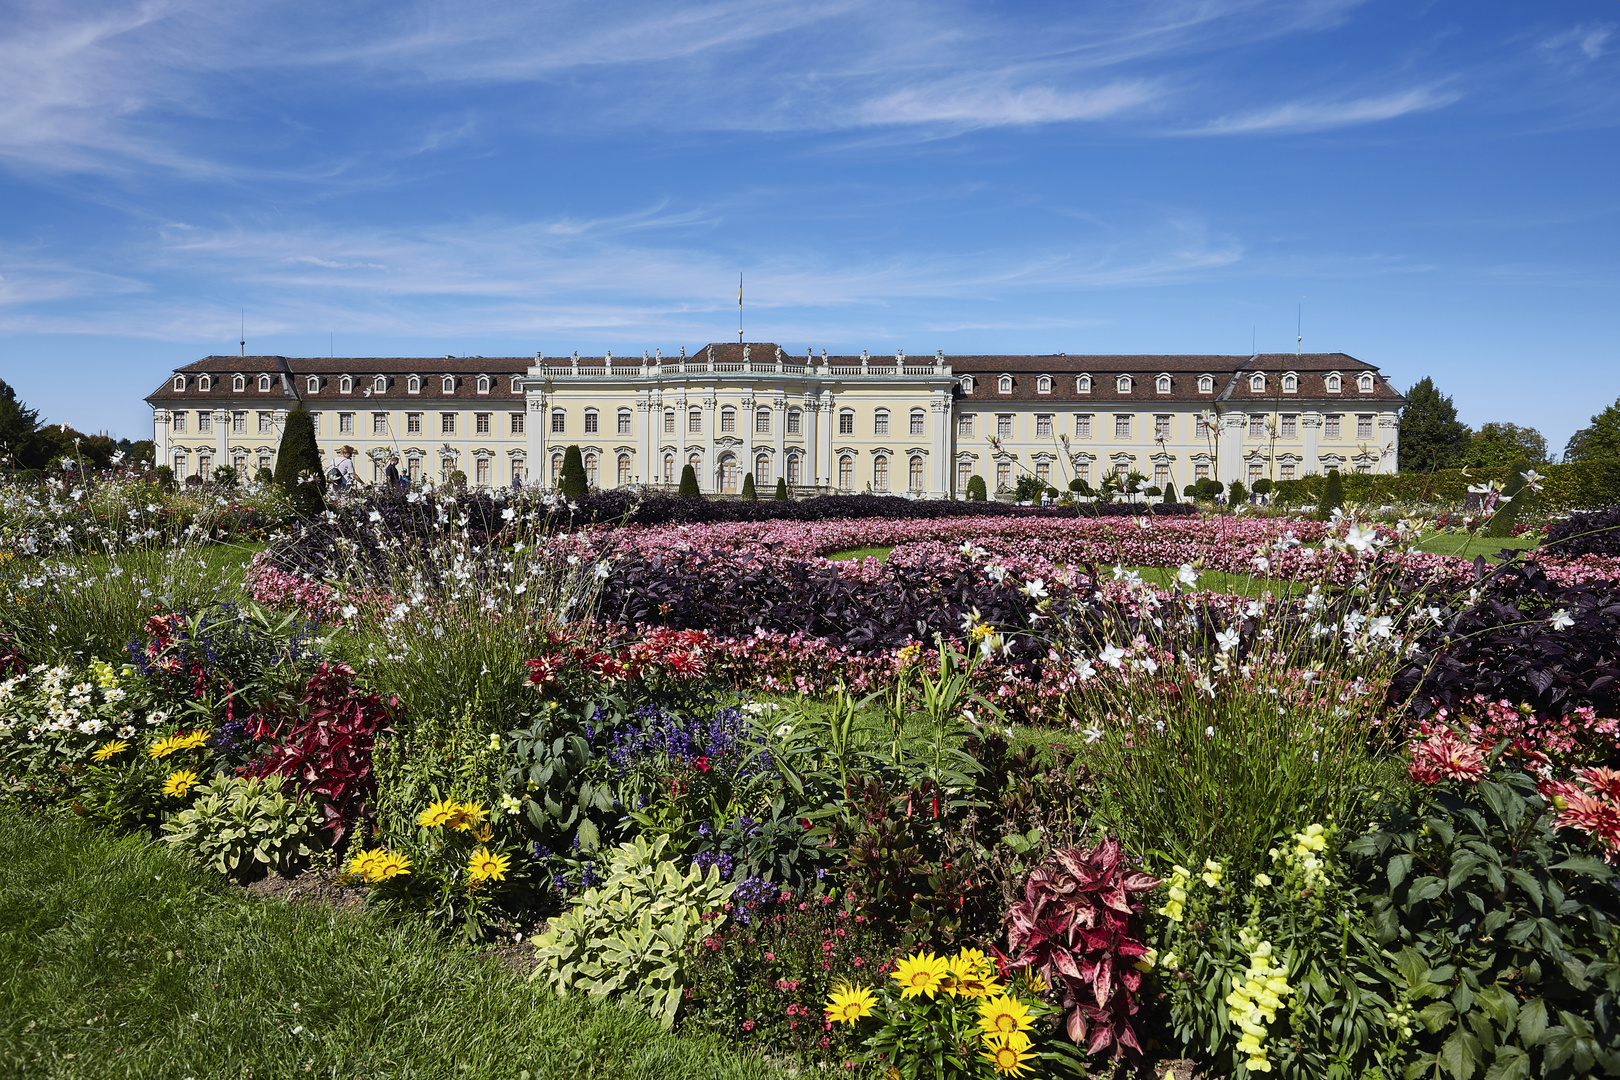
[
  {"left": 823, "top": 546, "right": 894, "bottom": 561},
  {"left": 1410, "top": 533, "right": 1541, "bottom": 561},
  {"left": 0, "top": 811, "right": 785, "bottom": 1080}
]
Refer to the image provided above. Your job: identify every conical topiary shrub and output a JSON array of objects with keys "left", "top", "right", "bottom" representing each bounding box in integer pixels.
[
  {"left": 1318, "top": 469, "right": 1344, "bottom": 520},
  {"left": 1484, "top": 458, "right": 1533, "bottom": 538},
  {"left": 1161, "top": 482, "right": 1177, "bottom": 504},
  {"left": 272, "top": 406, "right": 325, "bottom": 516},
  {"left": 741, "top": 472, "right": 756, "bottom": 500},
  {"left": 774, "top": 477, "right": 788, "bottom": 500},
  {"left": 558, "top": 445, "right": 589, "bottom": 502},
  {"left": 966, "top": 474, "right": 987, "bottom": 501},
  {"left": 678, "top": 463, "right": 700, "bottom": 497}
]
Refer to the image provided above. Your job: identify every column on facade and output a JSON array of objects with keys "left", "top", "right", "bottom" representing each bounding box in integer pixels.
[
  {"left": 931, "top": 391, "right": 951, "bottom": 498},
  {"left": 1302, "top": 413, "right": 1321, "bottom": 478},
  {"left": 640, "top": 389, "right": 657, "bottom": 485},
  {"left": 702, "top": 393, "right": 717, "bottom": 494},
  {"left": 1378, "top": 413, "right": 1399, "bottom": 474},
  {"left": 740, "top": 393, "right": 755, "bottom": 493},
  {"left": 213, "top": 410, "right": 231, "bottom": 471},
  {"left": 820, "top": 394, "right": 836, "bottom": 489},
  {"left": 804, "top": 393, "right": 820, "bottom": 487},
  {"left": 153, "top": 410, "right": 171, "bottom": 462},
  {"left": 1218, "top": 414, "right": 1244, "bottom": 487},
  {"left": 773, "top": 394, "right": 787, "bottom": 485},
  {"left": 526, "top": 387, "right": 547, "bottom": 486}
]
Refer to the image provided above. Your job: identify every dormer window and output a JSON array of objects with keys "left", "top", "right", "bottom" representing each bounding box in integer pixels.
[
  {"left": 173, "top": 375, "right": 186, "bottom": 392},
  {"left": 960, "top": 375, "right": 975, "bottom": 394},
  {"left": 1357, "top": 372, "right": 1374, "bottom": 393},
  {"left": 441, "top": 375, "right": 455, "bottom": 393},
  {"left": 258, "top": 374, "right": 272, "bottom": 392},
  {"left": 1076, "top": 374, "right": 1092, "bottom": 394},
  {"left": 1249, "top": 372, "right": 1266, "bottom": 393},
  {"left": 232, "top": 374, "right": 246, "bottom": 392},
  {"left": 408, "top": 375, "right": 421, "bottom": 394},
  {"left": 998, "top": 374, "right": 1014, "bottom": 394},
  {"left": 198, "top": 375, "right": 213, "bottom": 392},
  {"left": 1036, "top": 375, "right": 1052, "bottom": 394},
  {"left": 510, "top": 376, "right": 522, "bottom": 394},
  {"left": 305, "top": 375, "right": 320, "bottom": 393},
  {"left": 476, "top": 375, "right": 490, "bottom": 394},
  {"left": 1325, "top": 372, "right": 1342, "bottom": 393},
  {"left": 1198, "top": 374, "right": 1214, "bottom": 394},
  {"left": 1281, "top": 372, "right": 1298, "bottom": 394},
  {"left": 1155, "top": 374, "right": 1171, "bottom": 394},
  {"left": 373, "top": 375, "right": 387, "bottom": 393},
  {"left": 1116, "top": 375, "right": 1132, "bottom": 394},
  {"left": 339, "top": 375, "right": 353, "bottom": 394}
]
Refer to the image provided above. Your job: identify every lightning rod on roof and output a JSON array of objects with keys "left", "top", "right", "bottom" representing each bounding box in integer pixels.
[
  {"left": 240, "top": 310, "right": 245, "bottom": 357},
  {"left": 738, "top": 271, "right": 744, "bottom": 344}
]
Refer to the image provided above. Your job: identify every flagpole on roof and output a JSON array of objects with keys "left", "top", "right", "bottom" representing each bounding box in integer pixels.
[{"left": 738, "top": 271, "right": 744, "bottom": 343}]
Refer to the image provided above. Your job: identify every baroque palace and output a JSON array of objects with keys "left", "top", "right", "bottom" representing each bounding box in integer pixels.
[{"left": 145, "top": 342, "right": 1404, "bottom": 498}]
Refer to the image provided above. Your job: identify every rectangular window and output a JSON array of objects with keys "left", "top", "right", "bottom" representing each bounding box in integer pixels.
[
  {"left": 197, "top": 412, "right": 211, "bottom": 433},
  {"left": 1113, "top": 414, "right": 1131, "bottom": 439},
  {"left": 756, "top": 409, "right": 771, "bottom": 435},
  {"left": 873, "top": 413, "right": 888, "bottom": 436},
  {"left": 958, "top": 414, "right": 974, "bottom": 437},
  {"left": 1154, "top": 464, "right": 1169, "bottom": 488},
  {"left": 1248, "top": 415, "right": 1267, "bottom": 439},
  {"left": 721, "top": 411, "right": 736, "bottom": 434},
  {"left": 476, "top": 413, "right": 491, "bottom": 435},
  {"left": 407, "top": 413, "right": 422, "bottom": 434},
  {"left": 1195, "top": 463, "right": 1210, "bottom": 479},
  {"left": 996, "top": 462, "right": 1011, "bottom": 490},
  {"left": 552, "top": 411, "right": 566, "bottom": 434},
  {"left": 172, "top": 413, "right": 187, "bottom": 433},
  {"left": 664, "top": 411, "right": 676, "bottom": 434},
  {"left": 1154, "top": 415, "right": 1171, "bottom": 439},
  {"left": 1196, "top": 415, "right": 1214, "bottom": 438},
  {"left": 1075, "top": 461, "right": 1089, "bottom": 482},
  {"left": 510, "top": 413, "right": 524, "bottom": 435},
  {"left": 1035, "top": 414, "right": 1052, "bottom": 438},
  {"left": 1325, "top": 415, "right": 1342, "bottom": 440},
  {"left": 786, "top": 410, "right": 801, "bottom": 435},
  {"left": 690, "top": 410, "right": 703, "bottom": 434},
  {"left": 1281, "top": 414, "right": 1297, "bottom": 438},
  {"left": 910, "top": 413, "right": 925, "bottom": 437},
  {"left": 584, "top": 412, "right": 598, "bottom": 434},
  {"left": 258, "top": 411, "right": 272, "bottom": 434},
  {"left": 1075, "top": 414, "right": 1092, "bottom": 439},
  {"left": 339, "top": 413, "right": 354, "bottom": 435},
  {"left": 232, "top": 411, "right": 246, "bottom": 433},
  {"left": 440, "top": 413, "right": 455, "bottom": 435},
  {"left": 957, "top": 460, "right": 970, "bottom": 492},
  {"left": 1281, "top": 462, "right": 1296, "bottom": 480},
  {"left": 839, "top": 412, "right": 853, "bottom": 436},
  {"left": 996, "top": 415, "right": 1013, "bottom": 438},
  {"left": 476, "top": 458, "right": 490, "bottom": 486},
  {"left": 1357, "top": 414, "right": 1373, "bottom": 439},
  {"left": 1249, "top": 463, "right": 1263, "bottom": 482},
  {"left": 618, "top": 412, "right": 631, "bottom": 435},
  {"left": 1356, "top": 462, "right": 1373, "bottom": 474},
  {"left": 373, "top": 413, "right": 389, "bottom": 435},
  {"left": 1036, "top": 461, "right": 1051, "bottom": 484}
]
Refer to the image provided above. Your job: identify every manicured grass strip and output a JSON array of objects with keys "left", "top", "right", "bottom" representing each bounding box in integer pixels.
[
  {"left": 1124, "top": 566, "right": 1307, "bottom": 597},
  {"left": 0, "top": 811, "right": 784, "bottom": 1080},
  {"left": 822, "top": 546, "right": 895, "bottom": 562},
  {"left": 1410, "top": 533, "right": 1541, "bottom": 561}
]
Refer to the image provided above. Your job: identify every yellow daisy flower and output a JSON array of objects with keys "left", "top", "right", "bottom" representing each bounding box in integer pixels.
[
  {"left": 173, "top": 729, "right": 209, "bottom": 750},
  {"left": 149, "top": 735, "right": 183, "bottom": 759},
  {"left": 824, "top": 983, "right": 877, "bottom": 1024},
  {"left": 467, "top": 847, "right": 510, "bottom": 884},
  {"left": 417, "top": 799, "right": 458, "bottom": 828},
  {"left": 977, "top": 995, "right": 1036, "bottom": 1038},
  {"left": 344, "top": 848, "right": 382, "bottom": 880},
  {"left": 447, "top": 801, "right": 488, "bottom": 832},
  {"left": 346, "top": 848, "right": 412, "bottom": 883},
  {"left": 161, "top": 770, "right": 200, "bottom": 797},
  {"left": 891, "top": 951, "right": 951, "bottom": 1000},
  {"left": 950, "top": 949, "right": 1003, "bottom": 999},
  {"left": 1015, "top": 968, "right": 1048, "bottom": 994},
  {"left": 91, "top": 739, "right": 129, "bottom": 762},
  {"left": 980, "top": 1031, "right": 1037, "bottom": 1077}
]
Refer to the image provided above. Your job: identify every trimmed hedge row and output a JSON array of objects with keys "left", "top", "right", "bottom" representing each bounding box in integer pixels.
[{"left": 550, "top": 491, "right": 1196, "bottom": 527}]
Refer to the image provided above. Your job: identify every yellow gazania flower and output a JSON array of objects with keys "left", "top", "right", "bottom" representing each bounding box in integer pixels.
[
  {"left": 346, "top": 848, "right": 412, "bottom": 883},
  {"left": 824, "top": 983, "right": 877, "bottom": 1024},
  {"left": 950, "top": 949, "right": 1003, "bottom": 999},
  {"left": 149, "top": 735, "right": 184, "bottom": 759},
  {"left": 977, "top": 995, "right": 1036, "bottom": 1038},
  {"left": 980, "top": 1031, "right": 1037, "bottom": 1077},
  {"left": 471, "top": 822, "right": 494, "bottom": 844},
  {"left": 1015, "top": 968, "right": 1048, "bottom": 995},
  {"left": 345, "top": 848, "right": 381, "bottom": 880},
  {"left": 161, "top": 770, "right": 200, "bottom": 798},
  {"left": 467, "top": 847, "right": 511, "bottom": 884},
  {"left": 447, "top": 801, "right": 488, "bottom": 832},
  {"left": 91, "top": 739, "right": 129, "bottom": 762},
  {"left": 173, "top": 729, "right": 209, "bottom": 750},
  {"left": 417, "top": 799, "right": 458, "bottom": 828},
  {"left": 891, "top": 951, "right": 951, "bottom": 1000}
]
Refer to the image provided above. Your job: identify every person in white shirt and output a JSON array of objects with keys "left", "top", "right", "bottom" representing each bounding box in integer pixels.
[{"left": 333, "top": 445, "right": 358, "bottom": 489}]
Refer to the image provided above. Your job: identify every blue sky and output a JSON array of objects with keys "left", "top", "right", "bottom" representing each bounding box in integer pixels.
[{"left": 0, "top": 0, "right": 1615, "bottom": 451}]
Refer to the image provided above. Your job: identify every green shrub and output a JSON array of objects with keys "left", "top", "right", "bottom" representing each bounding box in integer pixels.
[
  {"left": 1229, "top": 480, "right": 1248, "bottom": 507},
  {"left": 1319, "top": 469, "right": 1344, "bottom": 519},
  {"left": 1252, "top": 478, "right": 1272, "bottom": 496},
  {"left": 773, "top": 477, "right": 788, "bottom": 501},
  {"left": 210, "top": 464, "right": 239, "bottom": 489},
  {"left": 253, "top": 465, "right": 273, "bottom": 485},
  {"left": 965, "top": 474, "right": 986, "bottom": 501},
  {"left": 531, "top": 834, "right": 735, "bottom": 1028},
  {"left": 448, "top": 469, "right": 467, "bottom": 488},
  {"left": 1162, "top": 483, "right": 1177, "bottom": 504},
  {"left": 678, "top": 463, "right": 700, "bottom": 497},
  {"left": 559, "top": 446, "right": 588, "bottom": 501},
  {"left": 740, "top": 472, "right": 756, "bottom": 500},
  {"left": 1484, "top": 457, "right": 1532, "bottom": 538},
  {"left": 272, "top": 406, "right": 325, "bottom": 515},
  {"left": 160, "top": 775, "right": 321, "bottom": 881}
]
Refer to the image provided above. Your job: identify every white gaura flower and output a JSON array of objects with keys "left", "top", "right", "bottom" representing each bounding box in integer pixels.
[
  {"left": 1022, "top": 578, "right": 1048, "bottom": 599},
  {"left": 1176, "top": 564, "right": 1199, "bottom": 589},
  {"left": 1072, "top": 658, "right": 1097, "bottom": 680},
  {"left": 1344, "top": 525, "right": 1377, "bottom": 552},
  {"left": 986, "top": 564, "right": 1008, "bottom": 583},
  {"left": 1549, "top": 609, "right": 1575, "bottom": 631},
  {"left": 502, "top": 507, "right": 516, "bottom": 521},
  {"left": 1082, "top": 726, "right": 1104, "bottom": 744},
  {"left": 368, "top": 511, "right": 383, "bottom": 523},
  {"left": 1368, "top": 615, "right": 1395, "bottom": 639},
  {"left": 1522, "top": 469, "right": 1545, "bottom": 492},
  {"left": 340, "top": 605, "right": 358, "bottom": 620},
  {"left": 1098, "top": 644, "right": 1127, "bottom": 669},
  {"left": 1205, "top": 726, "right": 1215, "bottom": 738},
  {"left": 1252, "top": 555, "right": 1271, "bottom": 573},
  {"left": 1215, "top": 627, "right": 1241, "bottom": 653},
  {"left": 594, "top": 562, "right": 611, "bottom": 580}
]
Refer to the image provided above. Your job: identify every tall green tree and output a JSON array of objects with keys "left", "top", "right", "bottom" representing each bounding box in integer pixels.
[
  {"left": 0, "top": 378, "right": 43, "bottom": 469},
  {"left": 272, "top": 406, "right": 326, "bottom": 515},
  {"left": 1462, "top": 422, "right": 1548, "bottom": 468},
  {"left": 558, "top": 446, "right": 589, "bottom": 502},
  {"left": 1566, "top": 396, "right": 1620, "bottom": 507},
  {"left": 1398, "top": 377, "right": 1471, "bottom": 472}
]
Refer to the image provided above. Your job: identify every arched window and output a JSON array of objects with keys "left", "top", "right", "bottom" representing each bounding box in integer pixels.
[
  {"left": 1282, "top": 373, "right": 1298, "bottom": 394},
  {"left": 172, "top": 451, "right": 187, "bottom": 479},
  {"left": 786, "top": 407, "right": 801, "bottom": 434},
  {"left": 998, "top": 375, "right": 1013, "bottom": 394},
  {"left": 873, "top": 409, "right": 889, "bottom": 436},
  {"left": 688, "top": 409, "right": 702, "bottom": 433},
  {"left": 228, "top": 373, "right": 242, "bottom": 393},
  {"left": 441, "top": 375, "right": 455, "bottom": 393},
  {"left": 583, "top": 409, "right": 599, "bottom": 434},
  {"left": 1198, "top": 374, "right": 1214, "bottom": 394},
  {"left": 755, "top": 453, "right": 770, "bottom": 487},
  {"left": 617, "top": 408, "right": 632, "bottom": 435},
  {"left": 839, "top": 410, "right": 854, "bottom": 435},
  {"left": 408, "top": 375, "right": 421, "bottom": 394},
  {"left": 259, "top": 374, "right": 272, "bottom": 392},
  {"left": 1156, "top": 375, "right": 1171, "bottom": 394},
  {"left": 720, "top": 407, "right": 736, "bottom": 433},
  {"left": 339, "top": 375, "right": 353, "bottom": 394},
  {"left": 663, "top": 453, "right": 674, "bottom": 484},
  {"left": 1116, "top": 375, "right": 1132, "bottom": 393},
  {"left": 1357, "top": 373, "right": 1374, "bottom": 393},
  {"left": 755, "top": 408, "right": 771, "bottom": 434},
  {"left": 173, "top": 375, "right": 186, "bottom": 391},
  {"left": 475, "top": 457, "right": 490, "bottom": 487},
  {"left": 1249, "top": 373, "right": 1266, "bottom": 393},
  {"left": 1076, "top": 374, "right": 1092, "bottom": 394},
  {"left": 838, "top": 455, "right": 853, "bottom": 489},
  {"left": 617, "top": 454, "right": 631, "bottom": 486},
  {"left": 1037, "top": 375, "right": 1052, "bottom": 394},
  {"left": 198, "top": 375, "right": 213, "bottom": 391},
  {"left": 787, "top": 454, "right": 801, "bottom": 485},
  {"left": 909, "top": 409, "right": 925, "bottom": 437},
  {"left": 909, "top": 457, "right": 924, "bottom": 492},
  {"left": 306, "top": 375, "right": 320, "bottom": 393},
  {"left": 664, "top": 409, "right": 675, "bottom": 434},
  {"left": 873, "top": 455, "right": 889, "bottom": 491},
  {"left": 960, "top": 375, "right": 975, "bottom": 394},
  {"left": 688, "top": 452, "right": 702, "bottom": 481},
  {"left": 476, "top": 375, "right": 490, "bottom": 394},
  {"left": 718, "top": 454, "right": 738, "bottom": 492},
  {"left": 551, "top": 450, "right": 564, "bottom": 479},
  {"left": 583, "top": 453, "right": 598, "bottom": 487},
  {"left": 1325, "top": 373, "right": 1342, "bottom": 393},
  {"left": 510, "top": 376, "right": 522, "bottom": 394},
  {"left": 374, "top": 375, "right": 387, "bottom": 393}
]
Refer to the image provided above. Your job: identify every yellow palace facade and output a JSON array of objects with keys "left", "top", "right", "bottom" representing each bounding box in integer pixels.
[{"left": 146, "top": 341, "right": 1404, "bottom": 498}]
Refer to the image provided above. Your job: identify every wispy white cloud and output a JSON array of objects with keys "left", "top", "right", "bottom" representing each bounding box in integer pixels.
[
  {"left": 1190, "top": 85, "right": 1459, "bottom": 135},
  {"left": 1539, "top": 23, "right": 1613, "bottom": 65},
  {"left": 857, "top": 79, "right": 1158, "bottom": 128}
]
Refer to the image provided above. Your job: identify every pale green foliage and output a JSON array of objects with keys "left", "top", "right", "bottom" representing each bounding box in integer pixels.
[
  {"left": 531, "top": 834, "right": 736, "bottom": 1028},
  {"left": 161, "top": 775, "right": 321, "bottom": 880}
]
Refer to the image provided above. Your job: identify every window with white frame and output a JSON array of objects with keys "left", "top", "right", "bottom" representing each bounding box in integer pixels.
[
  {"left": 306, "top": 375, "right": 320, "bottom": 393},
  {"left": 996, "top": 462, "right": 1011, "bottom": 490},
  {"left": 756, "top": 408, "right": 771, "bottom": 434},
  {"left": 617, "top": 409, "right": 632, "bottom": 435},
  {"left": 996, "top": 414, "right": 1013, "bottom": 438},
  {"left": 838, "top": 455, "right": 853, "bottom": 488},
  {"left": 198, "top": 375, "right": 212, "bottom": 391},
  {"left": 373, "top": 413, "right": 388, "bottom": 435},
  {"left": 690, "top": 409, "right": 703, "bottom": 434},
  {"left": 510, "top": 377, "right": 522, "bottom": 394},
  {"left": 1195, "top": 462, "right": 1210, "bottom": 479},
  {"left": 476, "top": 457, "right": 490, "bottom": 486},
  {"left": 998, "top": 375, "right": 1013, "bottom": 394},
  {"left": 755, "top": 454, "right": 770, "bottom": 488},
  {"left": 172, "top": 412, "right": 187, "bottom": 432},
  {"left": 1035, "top": 414, "right": 1052, "bottom": 438},
  {"left": 1076, "top": 374, "right": 1092, "bottom": 394},
  {"left": 232, "top": 411, "right": 246, "bottom": 433},
  {"left": 407, "top": 456, "right": 421, "bottom": 482},
  {"left": 339, "top": 413, "right": 354, "bottom": 435},
  {"left": 477, "top": 376, "right": 490, "bottom": 394},
  {"left": 1248, "top": 415, "right": 1267, "bottom": 439},
  {"left": 198, "top": 453, "right": 212, "bottom": 480},
  {"left": 1075, "top": 413, "right": 1093, "bottom": 438},
  {"left": 956, "top": 460, "right": 971, "bottom": 492},
  {"left": 1282, "top": 373, "right": 1297, "bottom": 394},
  {"left": 258, "top": 411, "right": 272, "bottom": 434},
  {"left": 1358, "top": 373, "right": 1375, "bottom": 393},
  {"left": 1248, "top": 462, "right": 1263, "bottom": 483},
  {"left": 873, "top": 409, "right": 889, "bottom": 436},
  {"left": 408, "top": 413, "right": 422, "bottom": 434},
  {"left": 720, "top": 407, "right": 736, "bottom": 433},
  {"left": 1196, "top": 414, "right": 1214, "bottom": 438},
  {"left": 619, "top": 454, "right": 632, "bottom": 486},
  {"left": 1357, "top": 414, "right": 1373, "bottom": 439},
  {"left": 259, "top": 374, "right": 272, "bottom": 392},
  {"left": 1117, "top": 375, "right": 1132, "bottom": 393},
  {"left": 1075, "top": 460, "right": 1089, "bottom": 483},
  {"left": 510, "top": 413, "right": 524, "bottom": 435},
  {"left": 787, "top": 455, "right": 801, "bottom": 485},
  {"left": 909, "top": 409, "right": 925, "bottom": 437},
  {"left": 1154, "top": 463, "right": 1169, "bottom": 488},
  {"left": 1198, "top": 374, "right": 1214, "bottom": 394},
  {"left": 664, "top": 410, "right": 675, "bottom": 434},
  {"left": 552, "top": 450, "right": 564, "bottom": 478},
  {"left": 663, "top": 453, "right": 674, "bottom": 483},
  {"left": 197, "top": 411, "right": 212, "bottom": 433},
  {"left": 1113, "top": 414, "right": 1131, "bottom": 438},
  {"left": 1249, "top": 373, "right": 1266, "bottom": 393},
  {"left": 173, "top": 375, "right": 186, "bottom": 391},
  {"left": 584, "top": 454, "right": 597, "bottom": 486},
  {"left": 584, "top": 410, "right": 599, "bottom": 434},
  {"left": 958, "top": 413, "right": 975, "bottom": 437},
  {"left": 1037, "top": 375, "right": 1052, "bottom": 394},
  {"left": 839, "top": 410, "right": 854, "bottom": 435},
  {"left": 232, "top": 374, "right": 246, "bottom": 392},
  {"left": 1281, "top": 462, "right": 1296, "bottom": 480},
  {"left": 1154, "top": 415, "right": 1171, "bottom": 439},
  {"left": 872, "top": 456, "right": 888, "bottom": 490},
  {"left": 905, "top": 456, "right": 923, "bottom": 492},
  {"left": 1325, "top": 414, "right": 1342, "bottom": 439},
  {"left": 476, "top": 412, "right": 491, "bottom": 435},
  {"left": 1281, "top": 414, "right": 1297, "bottom": 438},
  {"left": 787, "top": 408, "right": 801, "bottom": 435},
  {"left": 1035, "top": 460, "right": 1050, "bottom": 485},
  {"left": 441, "top": 375, "right": 455, "bottom": 393},
  {"left": 441, "top": 412, "right": 456, "bottom": 435},
  {"left": 1325, "top": 373, "right": 1342, "bottom": 393},
  {"left": 1156, "top": 374, "right": 1171, "bottom": 394},
  {"left": 960, "top": 375, "right": 975, "bottom": 394},
  {"left": 408, "top": 375, "right": 421, "bottom": 394},
  {"left": 512, "top": 458, "right": 525, "bottom": 484},
  {"left": 339, "top": 375, "right": 353, "bottom": 394}
]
